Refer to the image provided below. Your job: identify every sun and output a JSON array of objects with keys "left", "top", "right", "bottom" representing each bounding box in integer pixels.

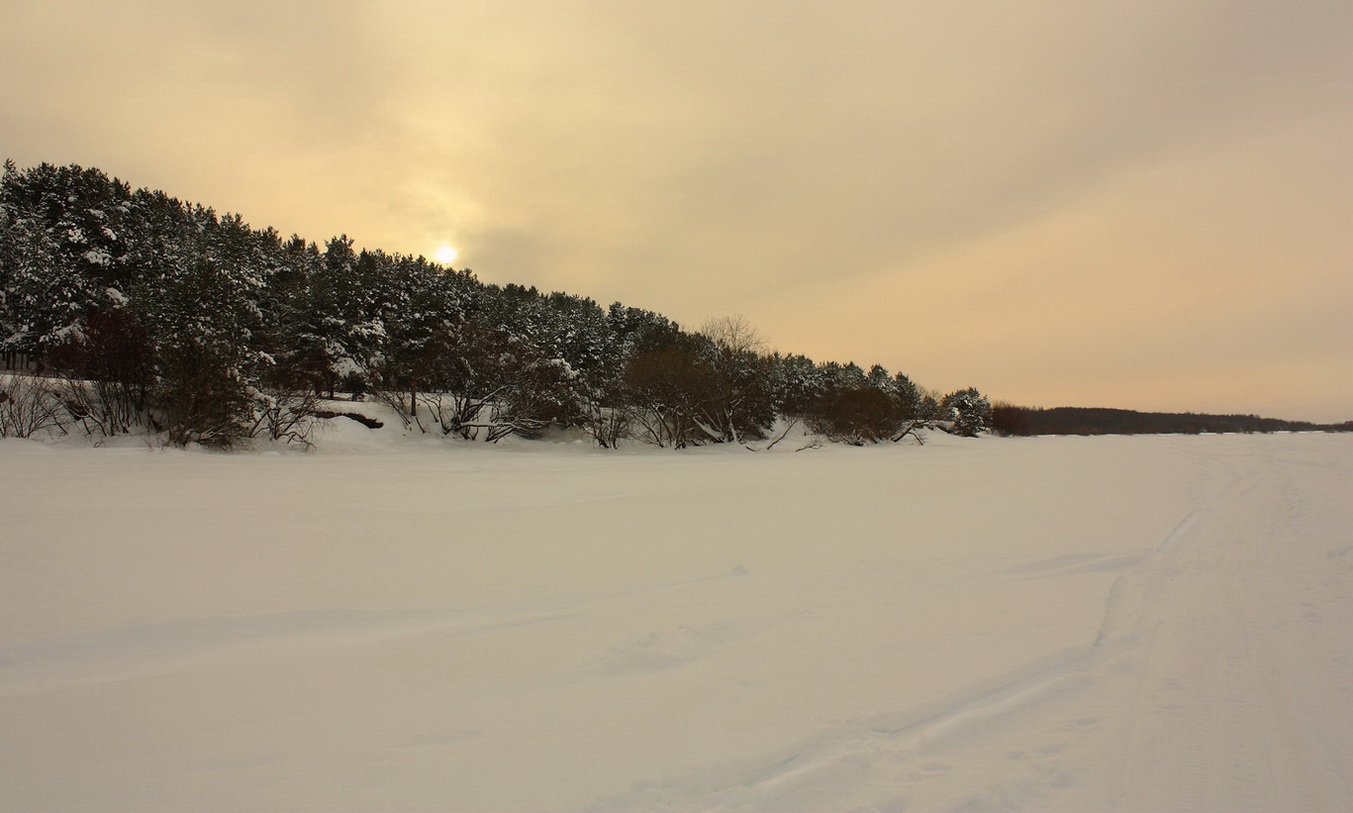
[{"left": 433, "top": 244, "right": 459, "bottom": 265}]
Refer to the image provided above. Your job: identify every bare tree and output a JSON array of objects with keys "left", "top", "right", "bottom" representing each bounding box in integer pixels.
[
  {"left": 581, "top": 401, "right": 632, "bottom": 448},
  {"left": 47, "top": 309, "right": 153, "bottom": 438},
  {"left": 247, "top": 360, "right": 324, "bottom": 448},
  {"left": 699, "top": 314, "right": 765, "bottom": 356},
  {"left": 624, "top": 347, "right": 711, "bottom": 448},
  {"left": 0, "top": 373, "right": 68, "bottom": 438}
]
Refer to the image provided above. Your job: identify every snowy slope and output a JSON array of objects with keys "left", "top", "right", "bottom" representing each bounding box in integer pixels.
[{"left": 2, "top": 429, "right": 1351, "bottom": 811}]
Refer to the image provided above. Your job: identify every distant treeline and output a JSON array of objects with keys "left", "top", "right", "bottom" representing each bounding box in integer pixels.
[{"left": 991, "top": 406, "right": 1353, "bottom": 436}]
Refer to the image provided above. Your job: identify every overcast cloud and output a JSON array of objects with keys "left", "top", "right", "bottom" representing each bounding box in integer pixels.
[{"left": 3, "top": 0, "right": 1349, "bottom": 420}]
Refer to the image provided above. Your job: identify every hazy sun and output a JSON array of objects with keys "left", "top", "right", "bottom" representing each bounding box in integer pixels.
[{"left": 434, "top": 244, "right": 459, "bottom": 265}]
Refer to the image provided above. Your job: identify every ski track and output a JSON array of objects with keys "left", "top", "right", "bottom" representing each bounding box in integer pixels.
[
  {"left": 588, "top": 438, "right": 1353, "bottom": 813},
  {"left": 0, "top": 608, "right": 575, "bottom": 699},
  {"left": 1109, "top": 443, "right": 1353, "bottom": 812},
  {"left": 0, "top": 565, "right": 758, "bottom": 699}
]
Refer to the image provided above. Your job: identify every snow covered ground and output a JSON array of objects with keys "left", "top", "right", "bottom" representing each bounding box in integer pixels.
[{"left": 3, "top": 421, "right": 1352, "bottom": 811}]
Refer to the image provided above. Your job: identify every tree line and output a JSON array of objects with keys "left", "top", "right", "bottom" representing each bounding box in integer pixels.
[
  {"left": 990, "top": 405, "right": 1351, "bottom": 436},
  {"left": 0, "top": 161, "right": 991, "bottom": 448}
]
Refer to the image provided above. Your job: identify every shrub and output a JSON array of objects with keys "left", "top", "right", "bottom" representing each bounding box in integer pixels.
[
  {"left": 805, "top": 386, "right": 904, "bottom": 445},
  {"left": 0, "top": 373, "right": 67, "bottom": 438}
]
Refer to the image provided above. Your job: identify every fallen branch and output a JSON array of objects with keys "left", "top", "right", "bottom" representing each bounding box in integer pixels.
[
  {"left": 891, "top": 420, "right": 929, "bottom": 445},
  {"left": 313, "top": 409, "right": 383, "bottom": 429},
  {"left": 745, "top": 417, "right": 800, "bottom": 452}
]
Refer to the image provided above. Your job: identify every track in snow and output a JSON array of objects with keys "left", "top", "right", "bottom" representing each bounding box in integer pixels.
[{"left": 588, "top": 438, "right": 1353, "bottom": 812}]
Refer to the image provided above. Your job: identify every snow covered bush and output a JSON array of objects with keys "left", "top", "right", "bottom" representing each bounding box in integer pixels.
[
  {"left": 247, "top": 386, "right": 322, "bottom": 448},
  {"left": 246, "top": 357, "right": 324, "bottom": 448}
]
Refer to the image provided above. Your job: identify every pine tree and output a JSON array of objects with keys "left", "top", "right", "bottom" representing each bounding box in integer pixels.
[
  {"left": 943, "top": 387, "right": 992, "bottom": 437},
  {"left": 137, "top": 258, "right": 256, "bottom": 447}
]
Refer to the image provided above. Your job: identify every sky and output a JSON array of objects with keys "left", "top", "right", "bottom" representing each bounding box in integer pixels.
[{"left": 3, "top": 1, "right": 1350, "bottom": 422}]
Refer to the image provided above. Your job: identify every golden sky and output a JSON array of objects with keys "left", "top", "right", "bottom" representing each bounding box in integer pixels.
[{"left": 4, "top": 1, "right": 1350, "bottom": 421}]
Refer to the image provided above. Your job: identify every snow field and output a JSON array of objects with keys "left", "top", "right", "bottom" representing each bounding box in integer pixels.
[{"left": 2, "top": 427, "right": 1352, "bottom": 811}]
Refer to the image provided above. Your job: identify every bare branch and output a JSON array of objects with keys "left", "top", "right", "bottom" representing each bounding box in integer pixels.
[{"left": 699, "top": 314, "right": 765, "bottom": 355}]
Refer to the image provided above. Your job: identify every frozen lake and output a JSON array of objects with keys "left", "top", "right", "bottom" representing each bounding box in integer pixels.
[{"left": 3, "top": 429, "right": 1352, "bottom": 811}]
